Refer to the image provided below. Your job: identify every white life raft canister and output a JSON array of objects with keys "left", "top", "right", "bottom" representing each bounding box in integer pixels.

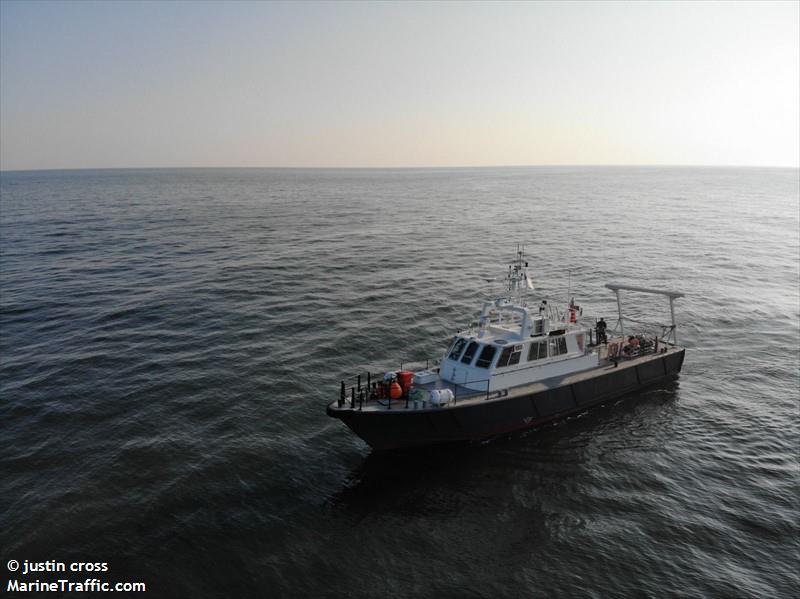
[{"left": 429, "top": 388, "right": 454, "bottom": 406}]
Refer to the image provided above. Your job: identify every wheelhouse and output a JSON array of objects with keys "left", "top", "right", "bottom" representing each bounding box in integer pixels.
[{"left": 440, "top": 317, "right": 595, "bottom": 391}]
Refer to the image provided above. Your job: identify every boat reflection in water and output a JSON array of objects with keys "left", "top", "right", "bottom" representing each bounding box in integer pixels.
[{"left": 329, "top": 378, "right": 682, "bottom": 516}]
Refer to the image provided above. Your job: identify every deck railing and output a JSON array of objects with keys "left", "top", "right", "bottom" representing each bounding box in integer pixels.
[
  {"left": 335, "top": 356, "right": 509, "bottom": 410},
  {"left": 337, "top": 357, "right": 442, "bottom": 410},
  {"left": 336, "top": 368, "right": 500, "bottom": 410},
  {"left": 601, "top": 334, "right": 667, "bottom": 364},
  {"left": 454, "top": 377, "right": 494, "bottom": 403}
]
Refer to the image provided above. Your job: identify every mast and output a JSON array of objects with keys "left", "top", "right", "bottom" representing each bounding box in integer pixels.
[{"left": 506, "top": 243, "right": 533, "bottom": 305}]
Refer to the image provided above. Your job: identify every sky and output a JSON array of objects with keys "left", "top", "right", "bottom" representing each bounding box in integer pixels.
[{"left": 1, "top": 0, "right": 798, "bottom": 171}]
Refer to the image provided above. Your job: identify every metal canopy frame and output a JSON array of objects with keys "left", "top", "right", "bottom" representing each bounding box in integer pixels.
[{"left": 605, "top": 282, "right": 685, "bottom": 345}]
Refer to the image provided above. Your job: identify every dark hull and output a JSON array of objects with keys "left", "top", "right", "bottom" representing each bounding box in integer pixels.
[{"left": 328, "top": 349, "right": 685, "bottom": 451}]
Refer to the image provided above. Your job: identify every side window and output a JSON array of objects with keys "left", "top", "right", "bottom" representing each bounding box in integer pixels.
[
  {"left": 497, "top": 346, "right": 512, "bottom": 367},
  {"left": 461, "top": 341, "right": 480, "bottom": 365},
  {"left": 548, "top": 336, "right": 567, "bottom": 357},
  {"left": 475, "top": 345, "right": 497, "bottom": 368},
  {"left": 499, "top": 344, "right": 524, "bottom": 367},
  {"left": 448, "top": 338, "right": 467, "bottom": 360},
  {"left": 528, "top": 340, "right": 547, "bottom": 360}
]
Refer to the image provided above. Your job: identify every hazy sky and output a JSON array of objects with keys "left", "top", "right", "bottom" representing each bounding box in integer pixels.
[{"left": 1, "top": 0, "right": 798, "bottom": 170}]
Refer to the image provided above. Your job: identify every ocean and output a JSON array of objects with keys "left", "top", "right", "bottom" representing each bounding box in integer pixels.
[{"left": 1, "top": 166, "right": 798, "bottom": 597}]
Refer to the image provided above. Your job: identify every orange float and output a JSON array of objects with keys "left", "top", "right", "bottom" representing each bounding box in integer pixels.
[{"left": 389, "top": 381, "right": 403, "bottom": 399}]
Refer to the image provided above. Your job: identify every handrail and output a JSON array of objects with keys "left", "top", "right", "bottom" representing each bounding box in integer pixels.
[
  {"left": 336, "top": 368, "right": 494, "bottom": 408},
  {"left": 399, "top": 357, "right": 441, "bottom": 371},
  {"left": 336, "top": 356, "right": 442, "bottom": 409},
  {"left": 453, "top": 377, "right": 493, "bottom": 403},
  {"left": 603, "top": 334, "right": 662, "bottom": 362},
  {"left": 339, "top": 356, "right": 441, "bottom": 385}
]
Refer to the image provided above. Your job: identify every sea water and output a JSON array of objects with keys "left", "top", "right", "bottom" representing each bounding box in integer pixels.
[{"left": 1, "top": 166, "right": 797, "bottom": 597}]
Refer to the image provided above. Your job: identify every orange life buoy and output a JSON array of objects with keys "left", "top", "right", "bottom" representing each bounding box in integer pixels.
[{"left": 389, "top": 381, "right": 403, "bottom": 400}]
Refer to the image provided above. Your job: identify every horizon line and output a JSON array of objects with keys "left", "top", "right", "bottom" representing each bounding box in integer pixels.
[{"left": 2, "top": 163, "right": 799, "bottom": 174}]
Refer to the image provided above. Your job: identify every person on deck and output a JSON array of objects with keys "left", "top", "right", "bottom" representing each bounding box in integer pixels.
[{"left": 596, "top": 318, "right": 608, "bottom": 344}]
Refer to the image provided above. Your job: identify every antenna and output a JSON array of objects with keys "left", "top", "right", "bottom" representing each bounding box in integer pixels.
[
  {"left": 505, "top": 244, "right": 534, "bottom": 305},
  {"left": 567, "top": 269, "right": 572, "bottom": 303}
]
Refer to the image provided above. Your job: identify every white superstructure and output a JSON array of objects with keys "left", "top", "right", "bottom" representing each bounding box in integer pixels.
[{"left": 438, "top": 246, "right": 598, "bottom": 392}]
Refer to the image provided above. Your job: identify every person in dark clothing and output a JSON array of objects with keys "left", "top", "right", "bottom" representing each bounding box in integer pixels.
[{"left": 596, "top": 318, "right": 608, "bottom": 344}]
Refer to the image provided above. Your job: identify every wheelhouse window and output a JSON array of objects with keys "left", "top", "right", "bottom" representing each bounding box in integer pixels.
[
  {"left": 528, "top": 340, "right": 548, "bottom": 361},
  {"left": 549, "top": 336, "right": 568, "bottom": 357},
  {"left": 448, "top": 338, "right": 467, "bottom": 360},
  {"left": 475, "top": 345, "right": 497, "bottom": 368},
  {"left": 461, "top": 341, "right": 480, "bottom": 365},
  {"left": 497, "top": 344, "right": 523, "bottom": 368}
]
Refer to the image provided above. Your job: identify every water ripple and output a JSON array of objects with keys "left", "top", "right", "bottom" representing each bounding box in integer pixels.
[{"left": 1, "top": 167, "right": 797, "bottom": 597}]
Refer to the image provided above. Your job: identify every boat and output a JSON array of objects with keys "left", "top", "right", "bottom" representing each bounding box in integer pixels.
[{"left": 327, "top": 247, "right": 685, "bottom": 451}]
